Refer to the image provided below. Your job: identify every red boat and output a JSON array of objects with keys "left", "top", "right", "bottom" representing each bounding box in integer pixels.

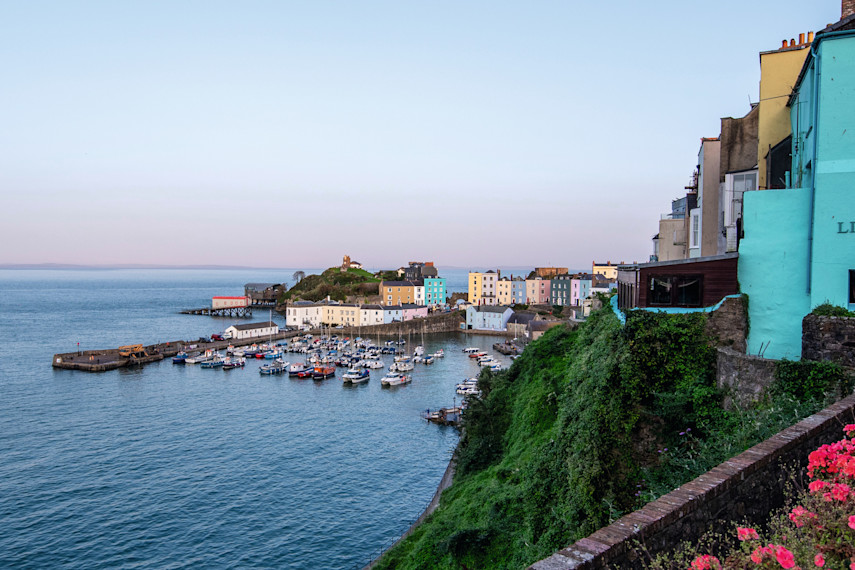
[{"left": 312, "top": 366, "right": 336, "bottom": 380}]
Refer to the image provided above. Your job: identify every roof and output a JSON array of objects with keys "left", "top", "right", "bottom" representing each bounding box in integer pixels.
[
  {"left": 507, "top": 312, "right": 537, "bottom": 325},
  {"left": 473, "top": 305, "right": 512, "bottom": 313},
  {"left": 381, "top": 280, "right": 417, "bottom": 287},
  {"left": 789, "top": 15, "right": 855, "bottom": 106},
  {"left": 361, "top": 304, "right": 383, "bottom": 310},
  {"left": 383, "top": 305, "right": 403, "bottom": 310},
  {"left": 291, "top": 300, "right": 319, "bottom": 306},
  {"left": 244, "top": 283, "right": 277, "bottom": 291},
  {"left": 230, "top": 321, "right": 278, "bottom": 331},
  {"left": 529, "top": 321, "right": 554, "bottom": 331},
  {"left": 401, "top": 304, "right": 425, "bottom": 310}
]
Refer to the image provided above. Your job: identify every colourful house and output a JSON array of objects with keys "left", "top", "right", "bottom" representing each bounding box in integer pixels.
[
  {"left": 570, "top": 274, "right": 593, "bottom": 307},
  {"left": 550, "top": 274, "right": 572, "bottom": 306},
  {"left": 739, "top": 12, "right": 855, "bottom": 359},
  {"left": 402, "top": 304, "right": 428, "bottom": 321},
  {"left": 423, "top": 277, "right": 447, "bottom": 307},
  {"left": 468, "top": 270, "right": 498, "bottom": 305},
  {"left": 380, "top": 280, "right": 417, "bottom": 306},
  {"left": 382, "top": 305, "right": 403, "bottom": 324},
  {"left": 465, "top": 305, "right": 514, "bottom": 331}
]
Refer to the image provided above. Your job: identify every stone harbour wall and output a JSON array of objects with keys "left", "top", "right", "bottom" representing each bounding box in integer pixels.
[
  {"left": 803, "top": 314, "right": 855, "bottom": 369},
  {"left": 529, "top": 394, "right": 855, "bottom": 570}
]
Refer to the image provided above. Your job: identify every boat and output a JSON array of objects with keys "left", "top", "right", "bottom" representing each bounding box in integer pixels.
[
  {"left": 423, "top": 356, "right": 434, "bottom": 365},
  {"left": 288, "top": 362, "right": 310, "bottom": 376},
  {"left": 365, "top": 360, "right": 384, "bottom": 369},
  {"left": 432, "top": 349, "right": 444, "bottom": 358},
  {"left": 381, "top": 372, "right": 411, "bottom": 386},
  {"left": 391, "top": 359, "right": 414, "bottom": 372},
  {"left": 312, "top": 365, "right": 336, "bottom": 380},
  {"left": 222, "top": 357, "right": 246, "bottom": 370},
  {"left": 201, "top": 354, "right": 226, "bottom": 368},
  {"left": 172, "top": 351, "right": 188, "bottom": 364},
  {"left": 414, "top": 345, "right": 425, "bottom": 356},
  {"left": 342, "top": 368, "right": 369, "bottom": 384},
  {"left": 463, "top": 347, "right": 480, "bottom": 353},
  {"left": 469, "top": 351, "right": 487, "bottom": 359},
  {"left": 260, "top": 359, "right": 288, "bottom": 375},
  {"left": 186, "top": 350, "right": 214, "bottom": 364}
]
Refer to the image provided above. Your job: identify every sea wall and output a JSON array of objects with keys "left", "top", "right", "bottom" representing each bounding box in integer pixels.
[
  {"left": 338, "top": 311, "right": 465, "bottom": 337},
  {"left": 529, "top": 393, "right": 855, "bottom": 569},
  {"left": 802, "top": 314, "right": 855, "bottom": 369}
]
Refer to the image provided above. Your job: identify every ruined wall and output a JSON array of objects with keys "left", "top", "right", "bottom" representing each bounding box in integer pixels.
[
  {"left": 803, "top": 314, "right": 855, "bottom": 369},
  {"left": 715, "top": 347, "right": 777, "bottom": 408},
  {"left": 704, "top": 295, "right": 747, "bottom": 353}
]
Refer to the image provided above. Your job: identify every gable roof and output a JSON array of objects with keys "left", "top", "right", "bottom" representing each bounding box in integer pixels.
[
  {"left": 474, "top": 305, "right": 512, "bottom": 313},
  {"left": 231, "top": 321, "right": 278, "bottom": 331}
]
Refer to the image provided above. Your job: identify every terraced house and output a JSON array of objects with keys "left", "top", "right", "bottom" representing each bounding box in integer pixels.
[
  {"left": 468, "top": 270, "right": 498, "bottom": 305},
  {"left": 423, "top": 277, "right": 447, "bottom": 307},
  {"left": 380, "top": 280, "right": 417, "bottom": 306}
]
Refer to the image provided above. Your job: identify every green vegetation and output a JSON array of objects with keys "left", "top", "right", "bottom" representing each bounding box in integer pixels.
[
  {"left": 811, "top": 302, "right": 855, "bottom": 317},
  {"left": 280, "top": 267, "right": 379, "bottom": 302},
  {"left": 374, "top": 307, "right": 853, "bottom": 569}
]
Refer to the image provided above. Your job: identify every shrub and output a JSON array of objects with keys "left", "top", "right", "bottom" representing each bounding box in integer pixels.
[{"left": 812, "top": 303, "right": 855, "bottom": 317}]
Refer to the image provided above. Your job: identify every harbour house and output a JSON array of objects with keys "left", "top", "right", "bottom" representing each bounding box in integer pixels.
[{"left": 225, "top": 321, "right": 279, "bottom": 340}]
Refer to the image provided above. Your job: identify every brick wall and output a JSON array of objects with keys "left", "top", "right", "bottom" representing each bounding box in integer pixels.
[
  {"left": 529, "top": 394, "right": 855, "bottom": 569},
  {"left": 802, "top": 314, "right": 855, "bottom": 369}
]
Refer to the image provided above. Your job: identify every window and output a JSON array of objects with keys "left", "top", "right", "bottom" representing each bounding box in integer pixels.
[
  {"left": 850, "top": 270, "right": 855, "bottom": 304},
  {"left": 690, "top": 212, "right": 700, "bottom": 249},
  {"left": 649, "top": 275, "right": 703, "bottom": 307}
]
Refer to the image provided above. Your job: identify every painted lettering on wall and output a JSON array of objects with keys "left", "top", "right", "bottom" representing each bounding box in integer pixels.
[{"left": 836, "top": 221, "right": 855, "bottom": 234}]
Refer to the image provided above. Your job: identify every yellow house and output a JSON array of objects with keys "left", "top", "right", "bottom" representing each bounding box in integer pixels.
[
  {"left": 757, "top": 33, "right": 813, "bottom": 189},
  {"left": 380, "top": 281, "right": 416, "bottom": 306},
  {"left": 496, "top": 278, "right": 513, "bottom": 305},
  {"left": 323, "top": 303, "right": 360, "bottom": 326},
  {"left": 468, "top": 270, "right": 498, "bottom": 305},
  {"left": 592, "top": 261, "right": 620, "bottom": 281}
]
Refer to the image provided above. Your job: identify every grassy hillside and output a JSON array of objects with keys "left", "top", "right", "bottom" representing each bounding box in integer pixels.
[
  {"left": 280, "top": 267, "right": 380, "bottom": 302},
  {"left": 373, "top": 307, "right": 852, "bottom": 569}
]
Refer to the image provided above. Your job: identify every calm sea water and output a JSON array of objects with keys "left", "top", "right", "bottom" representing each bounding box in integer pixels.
[{"left": 0, "top": 269, "right": 511, "bottom": 569}]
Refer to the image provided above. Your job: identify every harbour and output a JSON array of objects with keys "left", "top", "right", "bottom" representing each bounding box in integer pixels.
[{"left": 4, "top": 268, "right": 503, "bottom": 569}]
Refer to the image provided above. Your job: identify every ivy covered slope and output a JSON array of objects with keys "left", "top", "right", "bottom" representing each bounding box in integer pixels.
[
  {"left": 280, "top": 267, "right": 379, "bottom": 303},
  {"left": 374, "top": 307, "right": 853, "bottom": 570}
]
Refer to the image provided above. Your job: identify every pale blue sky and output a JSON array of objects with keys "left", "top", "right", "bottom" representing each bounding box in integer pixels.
[{"left": 0, "top": 1, "right": 841, "bottom": 269}]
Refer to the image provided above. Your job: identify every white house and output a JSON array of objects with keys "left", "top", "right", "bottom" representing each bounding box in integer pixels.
[
  {"left": 465, "top": 305, "right": 514, "bottom": 331},
  {"left": 285, "top": 301, "right": 323, "bottom": 328},
  {"left": 383, "top": 305, "right": 403, "bottom": 324},
  {"left": 360, "top": 304, "right": 385, "bottom": 326},
  {"left": 225, "top": 321, "right": 279, "bottom": 340}
]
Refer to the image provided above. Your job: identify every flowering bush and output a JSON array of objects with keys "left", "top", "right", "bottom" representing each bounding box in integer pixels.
[{"left": 652, "top": 425, "right": 855, "bottom": 569}]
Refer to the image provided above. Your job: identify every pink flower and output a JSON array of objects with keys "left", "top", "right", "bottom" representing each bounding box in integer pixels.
[
  {"left": 809, "top": 480, "right": 828, "bottom": 492},
  {"left": 844, "top": 423, "right": 855, "bottom": 435},
  {"left": 831, "top": 483, "right": 851, "bottom": 501},
  {"left": 849, "top": 515, "right": 855, "bottom": 530},
  {"left": 775, "top": 546, "right": 795, "bottom": 569},
  {"left": 737, "top": 527, "right": 760, "bottom": 541},
  {"left": 689, "top": 554, "right": 721, "bottom": 569},
  {"left": 814, "top": 553, "right": 825, "bottom": 567}
]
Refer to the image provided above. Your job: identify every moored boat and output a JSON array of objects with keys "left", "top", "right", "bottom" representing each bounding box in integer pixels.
[
  {"left": 312, "top": 365, "right": 336, "bottom": 380},
  {"left": 342, "top": 368, "right": 369, "bottom": 384},
  {"left": 381, "top": 372, "right": 411, "bottom": 387}
]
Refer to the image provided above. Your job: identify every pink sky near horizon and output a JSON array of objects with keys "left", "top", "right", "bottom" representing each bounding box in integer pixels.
[{"left": 0, "top": 1, "right": 840, "bottom": 269}]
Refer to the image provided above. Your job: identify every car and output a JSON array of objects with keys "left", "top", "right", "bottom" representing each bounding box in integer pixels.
[{"left": 211, "top": 334, "right": 224, "bottom": 341}]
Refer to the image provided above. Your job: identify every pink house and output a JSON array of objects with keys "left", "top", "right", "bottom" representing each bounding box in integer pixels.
[
  {"left": 525, "top": 277, "right": 551, "bottom": 304},
  {"left": 402, "top": 304, "right": 428, "bottom": 321}
]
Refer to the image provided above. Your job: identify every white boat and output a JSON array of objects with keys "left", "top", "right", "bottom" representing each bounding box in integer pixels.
[
  {"left": 381, "top": 372, "right": 411, "bottom": 386},
  {"left": 463, "top": 347, "right": 480, "bottom": 353},
  {"left": 432, "top": 349, "right": 444, "bottom": 358},
  {"left": 342, "top": 368, "right": 370, "bottom": 384},
  {"left": 365, "top": 360, "right": 384, "bottom": 369},
  {"left": 414, "top": 345, "right": 425, "bottom": 356},
  {"left": 391, "top": 360, "right": 414, "bottom": 372}
]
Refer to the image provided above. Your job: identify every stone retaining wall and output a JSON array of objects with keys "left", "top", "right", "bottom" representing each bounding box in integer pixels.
[
  {"left": 715, "top": 347, "right": 777, "bottom": 409},
  {"left": 803, "top": 314, "right": 855, "bottom": 369},
  {"left": 529, "top": 393, "right": 855, "bottom": 569},
  {"left": 704, "top": 295, "right": 747, "bottom": 353},
  {"left": 338, "top": 311, "right": 465, "bottom": 337}
]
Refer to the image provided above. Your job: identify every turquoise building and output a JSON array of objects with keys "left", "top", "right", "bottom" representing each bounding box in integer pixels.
[
  {"left": 511, "top": 278, "right": 526, "bottom": 304},
  {"left": 423, "top": 277, "right": 447, "bottom": 307},
  {"left": 739, "top": 18, "right": 855, "bottom": 359}
]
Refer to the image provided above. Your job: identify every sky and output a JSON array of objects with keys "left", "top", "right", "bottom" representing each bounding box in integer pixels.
[{"left": 0, "top": 1, "right": 842, "bottom": 270}]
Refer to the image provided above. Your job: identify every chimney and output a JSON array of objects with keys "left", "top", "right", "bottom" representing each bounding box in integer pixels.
[
  {"left": 790, "top": 38, "right": 796, "bottom": 47},
  {"left": 808, "top": 31, "right": 814, "bottom": 43},
  {"left": 798, "top": 33, "right": 805, "bottom": 45},
  {"left": 844, "top": 0, "right": 855, "bottom": 19},
  {"left": 781, "top": 39, "right": 789, "bottom": 49}
]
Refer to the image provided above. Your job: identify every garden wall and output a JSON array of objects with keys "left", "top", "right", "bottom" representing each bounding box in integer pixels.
[
  {"left": 529, "top": 393, "right": 855, "bottom": 569},
  {"left": 803, "top": 314, "right": 855, "bottom": 369}
]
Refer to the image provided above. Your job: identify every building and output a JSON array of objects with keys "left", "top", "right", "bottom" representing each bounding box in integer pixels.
[
  {"left": 323, "top": 303, "right": 360, "bottom": 327},
  {"left": 423, "top": 277, "right": 447, "bottom": 308},
  {"left": 497, "top": 277, "right": 513, "bottom": 305},
  {"left": 225, "top": 321, "right": 279, "bottom": 340},
  {"left": 360, "top": 304, "right": 384, "bottom": 326},
  {"left": 529, "top": 320, "right": 563, "bottom": 341},
  {"left": 402, "top": 304, "right": 428, "bottom": 321},
  {"left": 468, "top": 270, "right": 498, "bottom": 305},
  {"left": 340, "top": 255, "right": 363, "bottom": 271},
  {"left": 654, "top": 197, "right": 693, "bottom": 262},
  {"left": 465, "top": 305, "right": 514, "bottom": 331},
  {"left": 570, "top": 274, "right": 593, "bottom": 307},
  {"left": 758, "top": 33, "right": 814, "bottom": 190},
  {"left": 691, "top": 137, "right": 722, "bottom": 258},
  {"left": 506, "top": 311, "right": 539, "bottom": 339},
  {"left": 244, "top": 283, "right": 282, "bottom": 305},
  {"left": 739, "top": 7, "right": 855, "bottom": 359},
  {"left": 535, "top": 267, "right": 568, "bottom": 279},
  {"left": 592, "top": 262, "right": 621, "bottom": 281},
  {"left": 550, "top": 274, "right": 572, "bottom": 306},
  {"left": 382, "top": 305, "right": 403, "bottom": 324},
  {"left": 285, "top": 301, "right": 323, "bottom": 328},
  {"left": 401, "top": 262, "right": 438, "bottom": 281},
  {"left": 511, "top": 277, "right": 526, "bottom": 304},
  {"left": 380, "top": 280, "right": 417, "bottom": 306},
  {"left": 617, "top": 254, "right": 739, "bottom": 312}
]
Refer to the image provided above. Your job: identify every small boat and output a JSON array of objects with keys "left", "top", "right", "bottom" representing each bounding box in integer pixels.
[
  {"left": 223, "top": 357, "right": 246, "bottom": 370},
  {"left": 260, "top": 360, "right": 288, "bottom": 375},
  {"left": 172, "top": 351, "right": 189, "bottom": 364},
  {"left": 381, "top": 372, "right": 411, "bottom": 387},
  {"left": 469, "top": 351, "right": 487, "bottom": 359},
  {"left": 365, "top": 360, "right": 384, "bottom": 369},
  {"left": 423, "top": 356, "right": 434, "bottom": 365},
  {"left": 201, "top": 355, "right": 225, "bottom": 368},
  {"left": 342, "top": 368, "right": 369, "bottom": 384},
  {"left": 463, "top": 347, "right": 480, "bottom": 353},
  {"left": 414, "top": 345, "right": 425, "bottom": 356},
  {"left": 432, "top": 349, "right": 444, "bottom": 358},
  {"left": 391, "top": 360, "right": 414, "bottom": 372},
  {"left": 312, "top": 366, "right": 336, "bottom": 380}
]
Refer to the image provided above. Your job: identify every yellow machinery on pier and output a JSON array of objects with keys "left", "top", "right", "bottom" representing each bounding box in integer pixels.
[{"left": 118, "top": 344, "right": 147, "bottom": 358}]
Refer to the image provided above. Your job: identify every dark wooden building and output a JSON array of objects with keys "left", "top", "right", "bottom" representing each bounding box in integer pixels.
[{"left": 617, "top": 253, "right": 739, "bottom": 311}]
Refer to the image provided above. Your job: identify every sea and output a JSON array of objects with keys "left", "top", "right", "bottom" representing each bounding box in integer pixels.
[{"left": 0, "top": 268, "right": 513, "bottom": 569}]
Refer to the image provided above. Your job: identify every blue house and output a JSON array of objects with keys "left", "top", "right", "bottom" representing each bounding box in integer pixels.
[
  {"left": 739, "top": 14, "right": 855, "bottom": 359},
  {"left": 423, "top": 277, "right": 447, "bottom": 307},
  {"left": 466, "top": 305, "right": 514, "bottom": 331}
]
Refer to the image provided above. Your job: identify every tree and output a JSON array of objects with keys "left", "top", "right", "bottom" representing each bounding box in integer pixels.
[{"left": 293, "top": 270, "right": 305, "bottom": 283}]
